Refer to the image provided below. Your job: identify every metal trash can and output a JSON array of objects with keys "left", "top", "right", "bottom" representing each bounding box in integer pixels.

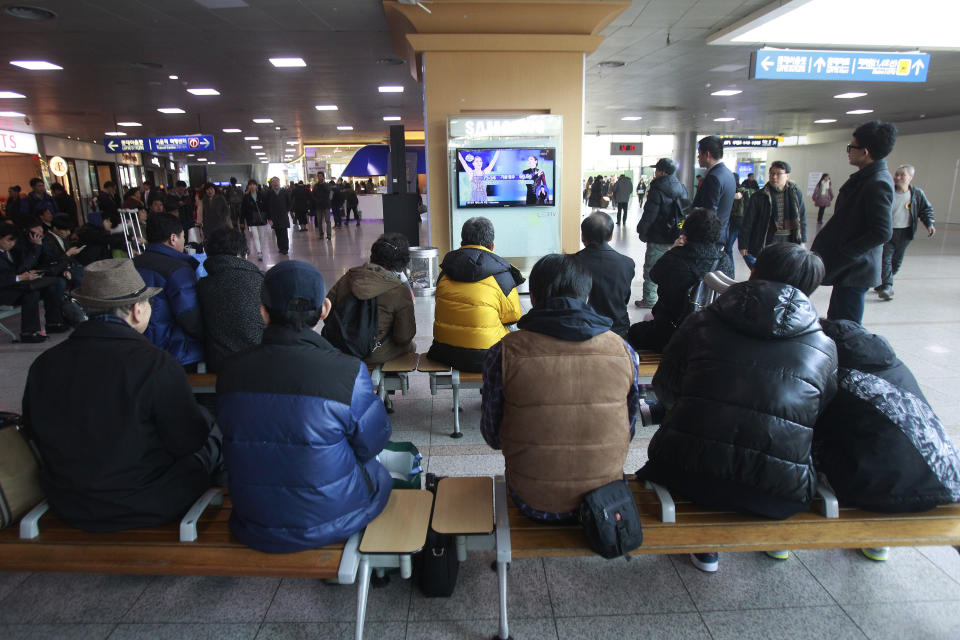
[{"left": 408, "top": 246, "right": 439, "bottom": 297}]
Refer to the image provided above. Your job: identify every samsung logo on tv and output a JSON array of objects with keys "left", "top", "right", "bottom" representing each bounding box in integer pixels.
[{"left": 463, "top": 118, "right": 547, "bottom": 138}]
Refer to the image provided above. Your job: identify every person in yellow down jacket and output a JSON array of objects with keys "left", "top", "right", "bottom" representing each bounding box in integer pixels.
[{"left": 426, "top": 216, "right": 525, "bottom": 372}]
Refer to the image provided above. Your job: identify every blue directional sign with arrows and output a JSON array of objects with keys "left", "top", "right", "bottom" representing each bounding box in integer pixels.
[
  {"left": 103, "top": 135, "right": 215, "bottom": 153},
  {"left": 750, "top": 49, "right": 930, "bottom": 83}
]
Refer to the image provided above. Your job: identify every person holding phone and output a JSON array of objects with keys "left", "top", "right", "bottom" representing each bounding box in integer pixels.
[{"left": 0, "top": 220, "right": 67, "bottom": 342}]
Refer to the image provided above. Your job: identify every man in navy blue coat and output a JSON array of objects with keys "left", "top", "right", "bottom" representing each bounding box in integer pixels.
[{"left": 692, "top": 135, "right": 737, "bottom": 277}]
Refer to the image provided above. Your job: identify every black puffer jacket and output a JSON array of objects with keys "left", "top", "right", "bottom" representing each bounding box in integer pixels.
[
  {"left": 814, "top": 320, "right": 960, "bottom": 512},
  {"left": 638, "top": 280, "right": 838, "bottom": 518},
  {"left": 637, "top": 174, "right": 690, "bottom": 244}
]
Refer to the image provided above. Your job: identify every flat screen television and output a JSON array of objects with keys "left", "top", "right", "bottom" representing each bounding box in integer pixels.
[{"left": 454, "top": 148, "right": 555, "bottom": 208}]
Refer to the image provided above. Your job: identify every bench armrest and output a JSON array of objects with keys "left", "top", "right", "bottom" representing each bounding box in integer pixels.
[
  {"left": 19, "top": 500, "right": 49, "bottom": 539},
  {"left": 643, "top": 481, "right": 676, "bottom": 523},
  {"left": 179, "top": 488, "right": 225, "bottom": 542},
  {"left": 337, "top": 531, "right": 362, "bottom": 584},
  {"left": 816, "top": 478, "right": 839, "bottom": 519},
  {"left": 494, "top": 476, "right": 512, "bottom": 566}
]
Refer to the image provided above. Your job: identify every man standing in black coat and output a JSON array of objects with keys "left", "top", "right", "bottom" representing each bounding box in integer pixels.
[
  {"left": 264, "top": 176, "right": 292, "bottom": 255},
  {"left": 811, "top": 120, "right": 896, "bottom": 323},
  {"left": 575, "top": 211, "right": 634, "bottom": 338},
  {"left": 692, "top": 136, "right": 737, "bottom": 277},
  {"left": 635, "top": 158, "right": 690, "bottom": 308},
  {"left": 311, "top": 171, "right": 331, "bottom": 239}
]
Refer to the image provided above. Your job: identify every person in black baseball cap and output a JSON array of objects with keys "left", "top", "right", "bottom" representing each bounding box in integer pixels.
[
  {"left": 635, "top": 157, "right": 691, "bottom": 308},
  {"left": 650, "top": 158, "right": 677, "bottom": 175}
]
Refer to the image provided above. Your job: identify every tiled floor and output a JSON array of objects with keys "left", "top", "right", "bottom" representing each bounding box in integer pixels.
[{"left": 2, "top": 203, "right": 960, "bottom": 639}]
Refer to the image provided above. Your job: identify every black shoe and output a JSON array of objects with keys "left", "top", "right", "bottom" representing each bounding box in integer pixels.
[
  {"left": 878, "top": 287, "right": 894, "bottom": 301},
  {"left": 45, "top": 323, "right": 69, "bottom": 334},
  {"left": 280, "top": 250, "right": 288, "bottom": 255},
  {"left": 20, "top": 332, "right": 47, "bottom": 343}
]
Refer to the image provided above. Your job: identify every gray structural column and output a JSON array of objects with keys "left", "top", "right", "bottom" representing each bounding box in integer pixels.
[{"left": 675, "top": 131, "right": 698, "bottom": 198}]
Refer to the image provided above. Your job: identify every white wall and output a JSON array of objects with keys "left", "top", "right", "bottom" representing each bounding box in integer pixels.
[{"left": 774, "top": 130, "right": 960, "bottom": 225}]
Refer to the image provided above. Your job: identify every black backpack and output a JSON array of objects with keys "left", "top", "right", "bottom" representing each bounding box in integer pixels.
[
  {"left": 657, "top": 196, "right": 691, "bottom": 241},
  {"left": 321, "top": 293, "right": 380, "bottom": 358}
]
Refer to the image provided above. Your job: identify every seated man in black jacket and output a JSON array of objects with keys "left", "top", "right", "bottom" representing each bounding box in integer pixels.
[
  {"left": 0, "top": 220, "right": 66, "bottom": 342},
  {"left": 575, "top": 211, "right": 634, "bottom": 338}
]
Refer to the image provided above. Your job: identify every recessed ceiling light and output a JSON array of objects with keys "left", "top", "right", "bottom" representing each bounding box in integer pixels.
[
  {"left": 0, "top": 91, "right": 25, "bottom": 98},
  {"left": 157, "top": 107, "right": 185, "bottom": 114},
  {"left": 814, "top": 118, "right": 838, "bottom": 123},
  {"left": 207, "top": 161, "right": 216, "bottom": 165},
  {"left": 196, "top": 157, "right": 207, "bottom": 161},
  {"left": 255, "top": 152, "right": 266, "bottom": 155},
  {"left": 378, "top": 86, "right": 404, "bottom": 93},
  {"left": 711, "top": 89, "right": 742, "bottom": 96},
  {"left": 10, "top": 60, "right": 61, "bottom": 70},
  {"left": 169, "top": 74, "right": 178, "bottom": 80},
  {"left": 118, "top": 121, "right": 142, "bottom": 127},
  {"left": 269, "top": 57, "right": 306, "bottom": 67},
  {"left": 0, "top": 110, "right": 25, "bottom": 117},
  {"left": 286, "top": 141, "right": 299, "bottom": 145},
  {"left": 621, "top": 116, "right": 642, "bottom": 121},
  {"left": 315, "top": 104, "right": 338, "bottom": 111},
  {"left": 834, "top": 92, "right": 868, "bottom": 99},
  {"left": 104, "top": 131, "right": 126, "bottom": 136},
  {"left": 187, "top": 87, "right": 220, "bottom": 96},
  {"left": 383, "top": 116, "right": 401, "bottom": 121},
  {"left": 222, "top": 128, "right": 241, "bottom": 133},
  {"left": 713, "top": 117, "right": 736, "bottom": 122},
  {"left": 846, "top": 109, "right": 874, "bottom": 115},
  {"left": 274, "top": 126, "right": 280, "bottom": 130},
  {"left": 252, "top": 118, "right": 273, "bottom": 123},
  {"left": 243, "top": 136, "right": 259, "bottom": 140},
  {"left": 337, "top": 125, "right": 354, "bottom": 131},
  {"left": 260, "top": 160, "right": 269, "bottom": 163},
  {"left": 187, "top": 154, "right": 195, "bottom": 157},
  {"left": 250, "top": 145, "right": 263, "bottom": 149}
]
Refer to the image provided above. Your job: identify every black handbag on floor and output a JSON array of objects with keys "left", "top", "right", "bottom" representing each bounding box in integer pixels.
[
  {"left": 579, "top": 478, "right": 643, "bottom": 560},
  {"left": 414, "top": 473, "right": 459, "bottom": 597}
]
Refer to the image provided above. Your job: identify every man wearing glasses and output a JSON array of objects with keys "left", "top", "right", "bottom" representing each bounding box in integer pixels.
[
  {"left": 811, "top": 120, "right": 896, "bottom": 323},
  {"left": 739, "top": 160, "right": 807, "bottom": 267}
]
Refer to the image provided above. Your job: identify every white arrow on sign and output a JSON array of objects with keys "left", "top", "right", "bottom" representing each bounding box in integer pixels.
[
  {"left": 761, "top": 56, "right": 774, "bottom": 71},
  {"left": 107, "top": 140, "right": 118, "bottom": 151},
  {"left": 199, "top": 138, "right": 210, "bottom": 148},
  {"left": 814, "top": 57, "right": 826, "bottom": 73},
  {"left": 912, "top": 59, "right": 926, "bottom": 75}
]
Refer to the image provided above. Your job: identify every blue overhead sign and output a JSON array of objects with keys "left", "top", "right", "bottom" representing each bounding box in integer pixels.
[
  {"left": 103, "top": 135, "right": 214, "bottom": 153},
  {"left": 750, "top": 49, "right": 930, "bottom": 83}
]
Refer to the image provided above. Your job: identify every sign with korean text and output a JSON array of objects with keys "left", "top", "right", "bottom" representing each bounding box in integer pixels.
[
  {"left": 723, "top": 137, "right": 779, "bottom": 148},
  {"left": 751, "top": 49, "right": 930, "bottom": 83},
  {"left": 0, "top": 129, "right": 38, "bottom": 154},
  {"left": 610, "top": 142, "right": 643, "bottom": 156},
  {"left": 104, "top": 135, "right": 214, "bottom": 153}
]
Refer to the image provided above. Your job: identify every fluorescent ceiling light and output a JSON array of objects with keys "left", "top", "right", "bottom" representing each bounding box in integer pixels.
[
  {"left": 713, "top": 117, "right": 736, "bottom": 122},
  {"left": 10, "top": 60, "right": 61, "bottom": 70},
  {"left": 187, "top": 88, "right": 220, "bottom": 96},
  {"left": 846, "top": 109, "right": 874, "bottom": 115},
  {"left": 104, "top": 131, "right": 126, "bottom": 136},
  {"left": 157, "top": 107, "right": 185, "bottom": 114},
  {"left": 260, "top": 160, "right": 269, "bottom": 163},
  {"left": 337, "top": 125, "right": 354, "bottom": 130},
  {"left": 315, "top": 104, "right": 338, "bottom": 111},
  {"left": 286, "top": 141, "right": 299, "bottom": 145},
  {"left": 196, "top": 157, "right": 207, "bottom": 161},
  {"left": 711, "top": 89, "right": 742, "bottom": 96},
  {"left": 0, "top": 110, "right": 26, "bottom": 117},
  {"left": 383, "top": 116, "right": 401, "bottom": 121},
  {"left": 207, "top": 161, "right": 216, "bottom": 165},
  {"left": 709, "top": 0, "right": 960, "bottom": 48},
  {"left": 0, "top": 91, "right": 25, "bottom": 98},
  {"left": 169, "top": 75, "right": 179, "bottom": 80},
  {"left": 250, "top": 145, "right": 263, "bottom": 149},
  {"left": 378, "top": 86, "right": 404, "bottom": 93},
  {"left": 118, "top": 121, "right": 142, "bottom": 127},
  {"left": 814, "top": 118, "right": 838, "bottom": 123},
  {"left": 275, "top": 126, "right": 280, "bottom": 130},
  {"left": 621, "top": 116, "right": 642, "bottom": 121},
  {"left": 252, "top": 118, "right": 273, "bottom": 123},
  {"left": 269, "top": 57, "right": 306, "bottom": 67},
  {"left": 834, "top": 92, "right": 867, "bottom": 99},
  {"left": 255, "top": 152, "right": 266, "bottom": 155},
  {"left": 243, "top": 136, "right": 259, "bottom": 140},
  {"left": 222, "top": 128, "right": 241, "bottom": 133}
]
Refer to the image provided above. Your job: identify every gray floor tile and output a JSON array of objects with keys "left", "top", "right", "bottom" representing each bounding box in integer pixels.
[
  {"left": 916, "top": 545, "right": 960, "bottom": 585},
  {"left": 794, "top": 547, "right": 960, "bottom": 605},
  {"left": 0, "top": 572, "right": 31, "bottom": 602},
  {"left": 408, "top": 617, "right": 557, "bottom": 640},
  {"left": 702, "top": 606, "right": 867, "bottom": 640},
  {"left": 672, "top": 551, "right": 833, "bottom": 611},
  {"left": 122, "top": 576, "right": 280, "bottom": 623},
  {"left": 555, "top": 612, "right": 710, "bottom": 640},
  {"left": 0, "top": 573, "right": 153, "bottom": 623},
  {"left": 409, "top": 553, "right": 551, "bottom": 621},
  {"left": 108, "top": 623, "right": 259, "bottom": 639},
  {"left": 842, "top": 600, "right": 960, "bottom": 640},
  {"left": 387, "top": 428, "right": 432, "bottom": 450},
  {"left": 0, "top": 624, "right": 114, "bottom": 640},
  {"left": 265, "top": 575, "right": 411, "bottom": 623},
  {"left": 256, "top": 621, "right": 406, "bottom": 640},
  {"left": 543, "top": 555, "right": 695, "bottom": 617},
  {"left": 387, "top": 398, "right": 434, "bottom": 431}
]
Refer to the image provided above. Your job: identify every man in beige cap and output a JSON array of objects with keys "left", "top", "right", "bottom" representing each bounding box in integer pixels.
[{"left": 21, "top": 258, "right": 222, "bottom": 532}]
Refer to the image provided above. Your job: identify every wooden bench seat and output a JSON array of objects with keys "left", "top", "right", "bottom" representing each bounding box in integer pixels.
[{"left": 187, "top": 372, "right": 217, "bottom": 393}]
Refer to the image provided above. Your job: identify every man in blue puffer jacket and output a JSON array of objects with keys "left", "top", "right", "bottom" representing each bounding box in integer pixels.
[
  {"left": 133, "top": 213, "right": 204, "bottom": 366},
  {"left": 216, "top": 260, "right": 392, "bottom": 553}
]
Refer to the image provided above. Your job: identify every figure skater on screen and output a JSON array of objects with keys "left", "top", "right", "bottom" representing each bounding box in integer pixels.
[
  {"left": 459, "top": 150, "right": 499, "bottom": 204},
  {"left": 522, "top": 155, "right": 549, "bottom": 205}
]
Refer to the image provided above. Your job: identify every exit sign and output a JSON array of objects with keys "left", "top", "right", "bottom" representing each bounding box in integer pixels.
[{"left": 610, "top": 142, "right": 643, "bottom": 156}]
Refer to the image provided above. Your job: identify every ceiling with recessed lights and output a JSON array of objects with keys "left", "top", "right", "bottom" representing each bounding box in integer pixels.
[{"left": 0, "top": 0, "right": 958, "bottom": 166}]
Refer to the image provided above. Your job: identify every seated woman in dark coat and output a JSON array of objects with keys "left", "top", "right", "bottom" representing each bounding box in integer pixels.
[
  {"left": 637, "top": 243, "right": 838, "bottom": 573},
  {"left": 627, "top": 207, "right": 721, "bottom": 352}
]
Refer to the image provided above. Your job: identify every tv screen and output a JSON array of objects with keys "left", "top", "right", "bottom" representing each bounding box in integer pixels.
[{"left": 455, "top": 148, "right": 555, "bottom": 208}]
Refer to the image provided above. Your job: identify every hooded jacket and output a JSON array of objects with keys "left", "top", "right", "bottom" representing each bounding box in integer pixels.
[
  {"left": 427, "top": 245, "right": 524, "bottom": 372},
  {"left": 216, "top": 325, "right": 392, "bottom": 553},
  {"left": 639, "top": 280, "right": 838, "bottom": 519},
  {"left": 481, "top": 297, "right": 639, "bottom": 518},
  {"left": 196, "top": 254, "right": 265, "bottom": 374},
  {"left": 637, "top": 174, "right": 690, "bottom": 244},
  {"left": 814, "top": 320, "right": 960, "bottom": 512},
  {"left": 326, "top": 262, "right": 416, "bottom": 365}
]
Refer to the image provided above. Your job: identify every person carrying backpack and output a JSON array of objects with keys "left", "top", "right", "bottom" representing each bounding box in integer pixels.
[
  {"left": 323, "top": 233, "right": 416, "bottom": 365},
  {"left": 635, "top": 158, "right": 690, "bottom": 308}
]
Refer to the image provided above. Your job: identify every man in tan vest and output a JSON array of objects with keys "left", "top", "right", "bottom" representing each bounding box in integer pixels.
[{"left": 480, "top": 253, "right": 640, "bottom": 521}]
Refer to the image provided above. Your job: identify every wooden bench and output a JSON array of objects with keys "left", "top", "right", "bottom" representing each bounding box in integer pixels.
[
  {"left": 368, "top": 352, "right": 421, "bottom": 405},
  {"left": 187, "top": 372, "right": 217, "bottom": 393},
  {"left": 417, "top": 355, "right": 484, "bottom": 438},
  {"left": 635, "top": 349, "right": 661, "bottom": 385},
  {"left": 0, "top": 487, "right": 433, "bottom": 640},
  {"left": 0, "top": 305, "right": 20, "bottom": 341}
]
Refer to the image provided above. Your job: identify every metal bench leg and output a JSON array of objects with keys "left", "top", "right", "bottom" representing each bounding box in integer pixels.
[
  {"left": 450, "top": 369, "right": 463, "bottom": 438},
  {"left": 494, "top": 476, "right": 513, "bottom": 640},
  {"left": 356, "top": 555, "right": 372, "bottom": 640}
]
